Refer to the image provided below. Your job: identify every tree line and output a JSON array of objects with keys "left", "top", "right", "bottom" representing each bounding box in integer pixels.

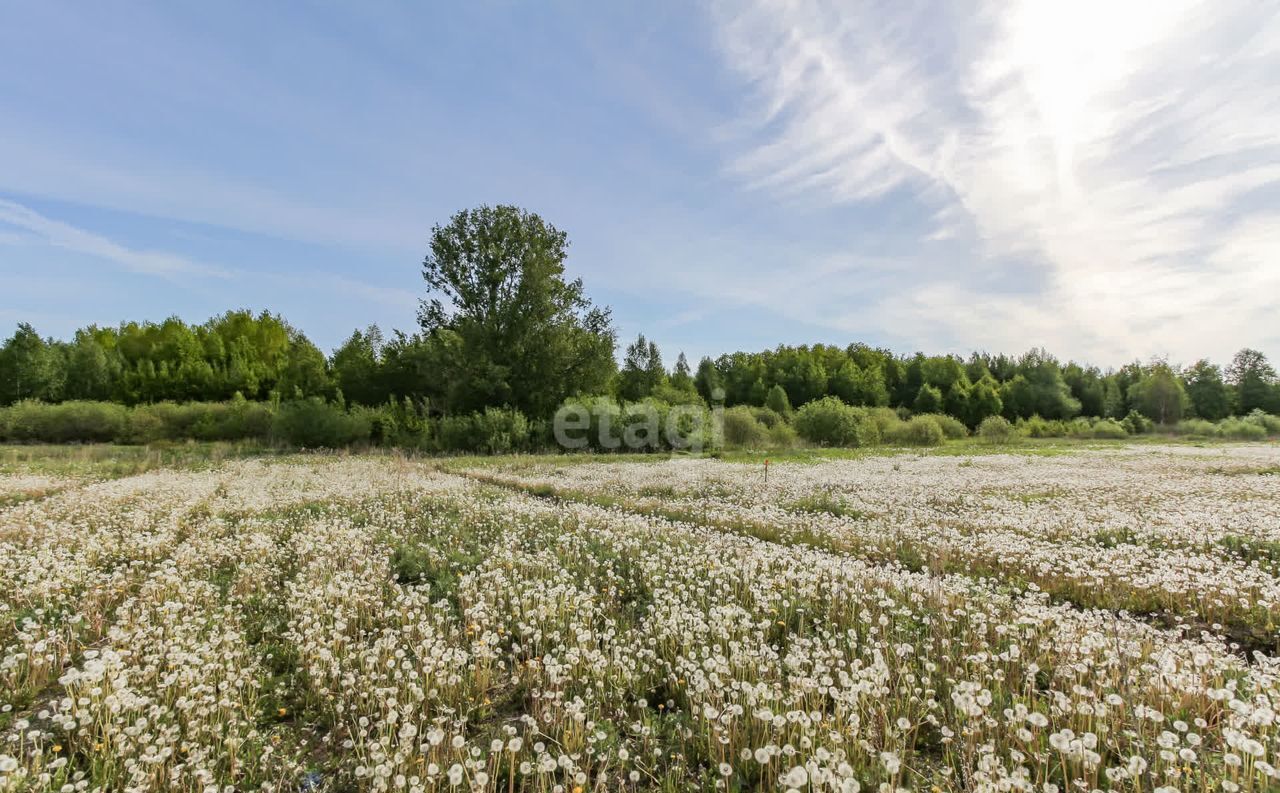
[{"left": 2, "top": 204, "right": 1278, "bottom": 441}]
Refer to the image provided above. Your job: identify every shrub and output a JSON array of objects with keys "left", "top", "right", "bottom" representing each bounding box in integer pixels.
[
  {"left": 470, "top": 407, "right": 531, "bottom": 454},
  {"left": 0, "top": 400, "right": 129, "bottom": 443},
  {"left": 575, "top": 396, "right": 624, "bottom": 451},
  {"left": 750, "top": 407, "right": 785, "bottom": 429},
  {"left": 866, "top": 407, "right": 902, "bottom": 437},
  {"left": 1217, "top": 417, "right": 1267, "bottom": 440},
  {"left": 851, "top": 416, "right": 882, "bottom": 447},
  {"left": 1174, "top": 418, "right": 1217, "bottom": 438},
  {"left": 1019, "top": 415, "right": 1068, "bottom": 438},
  {"left": 920, "top": 413, "right": 967, "bottom": 439},
  {"left": 1065, "top": 418, "right": 1094, "bottom": 438},
  {"left": 272, "top": 398, "right": 371, "bottom": 448},
  {"left": 767, "top": 421, "right": 799, "bottom": 449},
  {"left": 722, "top": 406, "right": 769, "bottom": 448},
  {"left": 1120, "top": 410, "right": 1151, "bottom": 435},
  {"left": 123, "top": 404, "right": 170, "bottom": 444},
  {"left": 435, "top": 414, "right": 478, "bottom": 452},
  {"left": 1246, "top": 409, "right": 1280, "bottom": 435},
  {"left": 191, "top": 397, "right": 275, "bottom": 441},
  {"left": 1090, "top": 419, "right": 1129, "bottom": 439},
  {"left": 888, "top": 415, "right": 945, "bottom": 447},
  {"left": 434, "top": 407, "right": 533, "bottom": 453},
  {"left": 976, "top": 415, "right": 1015, "bottom": 444},
  {"left": 793, "top": 397, "right": 865, "bottom": 446}
]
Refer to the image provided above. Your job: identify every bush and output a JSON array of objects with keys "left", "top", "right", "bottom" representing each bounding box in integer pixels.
[
  {"left": 722, "top": 406, "right": 769, "bottom": 448},
  {"left": 1217, "top": 417, "right": 1267, "bottom": 440},
  {"left": 436, "top": 408, "right": 533, "bottom": 454},
  {"left": 920, "top": 413, "right": 967, "bottom": 439},
  {"left": 193, "top": 398, "right": 274, "bottom": 441},
  {"left": 888, "top": 415, "right": 945, "bottom": 447},
  {"left": 1174, "top": 418, "right": 1217, "bottom": 438},
  {"left": 865, "top": 407, "right": 902, "bottom": 437},
  {"left": 750, "top": 406, "right": 785, "bottom": 429},
  {"left": 767, "top": 421, "right": 799, "bottom": 448},
  {"left": 976, "top": 415, "right": 1016, "bottom": 444},
  {"left": 1019, "top": 415, "right": 1068, "bottom": 438},
  {"left": 1065, "top": 417, "right": 1094, "bottom": 438},
  {"left": 1246, "top": 409, "right": 1280, "bottom": 435},
  {"left": 469, "top": 407, "right": 531, "bottom": 454},
  {"left": 1090, "top": 419, "right": 1129, "bottom": 439},
  {"left": 0, "top": 400, "right": 129, "bottom": 443},
  {"left": 793, "top": 397, "right": 866, "bottom": 447},
  {"left": 272, "top": 398, "right": 371, "bottom": 448},
  {"left": 1120, "top": 410, "right": 1151, "bottom": 435}
]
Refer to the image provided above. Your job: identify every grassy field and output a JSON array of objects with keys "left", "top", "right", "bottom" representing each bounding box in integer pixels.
[{"left": 1, "top": 441, "right": 1278, "bottom": 792}]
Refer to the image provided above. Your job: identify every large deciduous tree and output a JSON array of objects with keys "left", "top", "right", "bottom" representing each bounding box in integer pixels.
[
  {"left": 1182, "top": 359, "right": 1231, "bottom": 420},
  {"left": 1226, "top": 348, "right": 1278, "bottom": 415},
  {"left": 418, "top": 205, "right": 616, "bottom": 416},
  {"left": 1129, "top": 361, "right": 1187, "bottom": 425}
]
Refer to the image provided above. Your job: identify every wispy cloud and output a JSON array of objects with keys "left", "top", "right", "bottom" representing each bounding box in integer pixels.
[
  {"left": 0, "top": 199, "right": 228, "bottom": 278},
  {"left": 711, "top": 0, "right": 1280, "bottom": 364}
]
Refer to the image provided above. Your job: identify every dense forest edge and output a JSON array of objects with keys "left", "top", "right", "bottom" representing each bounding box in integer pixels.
[{"left": 3, "top": 205, "right": 1278, "bottom": 452}]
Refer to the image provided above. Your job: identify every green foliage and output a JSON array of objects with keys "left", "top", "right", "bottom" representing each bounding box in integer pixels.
[
  {"left": 419, "top": 204, "right": 616, "bottom": 416},
  {"left": 921, "top": 355, "right": 965, "bottom": 391},
  {"left": 997, "top": 350, "right": 1081, "bottom": 420},
  {"left": 1062, "top": 363, "right": 1105, "bottom": 417},
  {"left": 828, "top": 360, "right": 889, "bottom": 407},
  {"left": 271, "top": 398, "right": 371, "bottom": 448},
  {"left": 1, "top": 200, "right": 1275, "bottom": 451},
  {"left": 1128, "top": 361, "right": 1187, "bottom": 425},
  {"left": 976, "top": 415, "right": 1016, "bottom": 444},
  {"left": 330, "top": 327, "right": 385, "bottom": 406},
  {"left": 1120, "top": 410, "right": 1151, "bottom": 435},
  {"left": 1183, "top": 359, "right": 1231, "bottom": 421},
  {"left": 888, "top": 415, "right": 945, "bottom": 447},
  {"left": 864, "top": 407, "right": 902, "bottom": 438},
  {"left": 134, "top": 398, "right": 275, "bottom": 443},
  {"left": 0, "top": 400, "right": 127, "bottom": 443},
  {"left": 721, "top": 406, "right": 769, "bottom": 448},
  {"left": 912, "top": 383, "right": 944, "bottom": 414},
  {"left": 693, "top": 357, "right": 723, "bottom": 405},
  {"left": 1217, "top": 417, "right": 1267, "bottom": 440},
  {"left": 919, "top": 413, "right": 968, "bottom": 439},
  {"left": 793, "top": 397, "right": 868, "bottom": 447},
  {"left": 764, "top": 384, "right": 792, "bottom": 416},
  {"left": 435, "top": 407, "right": 531, "bottom": 454},
  {"left": 966, "top": 376, "right": 1003, "bottom": 427},
  {"left": 768, "top": 346, "right": 828, "bottom": 407},
  {"left": 1227, "top": 348, "right": 1279, "bottom": 415},
  {"left": 618, "top": 334, "right": 666, "bottom": 402},
  {"left": 1089, "top": 419, "right": 1129, "bottom": 439},
  {"left": 1246, "top": 409, "right": 1280, "bottom": 435},
  {"left": 0, "top": 324, "right": 64, "bottom": 404},
  {"left": 1174, "top": 418, "right": 1217, "bottom": 437},
  {"left": 767, "top": 421, "right": 799, "bottom": 448},
  {"left": 1018, "top": 415, "right": 1069, "bottom": 438}
]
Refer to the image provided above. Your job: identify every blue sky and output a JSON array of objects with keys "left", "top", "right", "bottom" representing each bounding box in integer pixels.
[{"left": 2, "top": 1, "right": 1277, "bottom": 367}]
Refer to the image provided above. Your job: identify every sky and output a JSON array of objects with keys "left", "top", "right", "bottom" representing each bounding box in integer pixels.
[{"left": 2, "top": 1, "right": 1278, "bottom": 369}]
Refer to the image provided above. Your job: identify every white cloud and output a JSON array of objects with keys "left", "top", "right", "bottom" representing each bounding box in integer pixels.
[
  {"left": 0, "top": 199, "right": 228, "bottom": 278},
  {"left": 711, "top": 0, "right": 1280, "bottom": 365}
]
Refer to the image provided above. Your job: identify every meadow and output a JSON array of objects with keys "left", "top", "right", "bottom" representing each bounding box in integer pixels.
[{"left": 2, "top": 441, "right": 1279, "bottom": 792}]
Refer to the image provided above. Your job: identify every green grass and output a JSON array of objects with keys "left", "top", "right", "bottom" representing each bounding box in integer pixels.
[
  {"left": 782, "top": 491, "right": 872, "bottom": 519},
  {"left": 0, "top": 441, "right": 277, "bottom": 479}
]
